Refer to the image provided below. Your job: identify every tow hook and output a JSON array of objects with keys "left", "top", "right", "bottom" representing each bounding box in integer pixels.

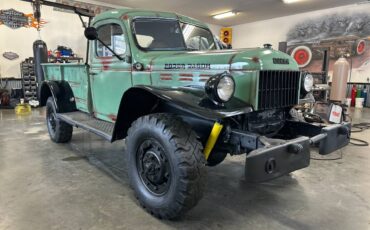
[{"left": 288, "top": 143, "right": 303, "bottom": 154}]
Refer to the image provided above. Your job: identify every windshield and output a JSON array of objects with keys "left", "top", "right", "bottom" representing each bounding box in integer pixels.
[
  {"left": 133, "top": 19, "right": 186, "bottom": 51},
  {"left": 133, "top": 18, "right": 216, "bottom": 51},
  {"left": 181, "top": 23, "right": 216, "bottom": 50}
]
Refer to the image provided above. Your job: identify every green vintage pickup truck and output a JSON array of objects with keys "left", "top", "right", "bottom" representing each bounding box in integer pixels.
[{"left": 40, "top": 8, "right": 351, "bottom": 219}]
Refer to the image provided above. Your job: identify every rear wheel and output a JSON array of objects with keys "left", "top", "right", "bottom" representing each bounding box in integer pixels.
[
  {"left": 127, "top": 114, "right": 206, "bottom": 219},
  {"left": 46, "top": 97, "right": 73, "bottom": 143},
  {"left": 291, "top": 45, "right": 313, "bottom": 68}
]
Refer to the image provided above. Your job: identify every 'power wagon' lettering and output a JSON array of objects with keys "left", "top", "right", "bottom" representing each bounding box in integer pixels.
[{"left": 164, "top": 63, "right": 211, "bottom": 70}]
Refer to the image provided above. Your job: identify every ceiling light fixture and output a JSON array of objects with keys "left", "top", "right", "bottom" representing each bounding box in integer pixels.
[
  {"left": 213, "top": 11, "right": 238, "bottom": 20},
  {"left": 281, "top": 0, "right": 305, "bottom": 4}
]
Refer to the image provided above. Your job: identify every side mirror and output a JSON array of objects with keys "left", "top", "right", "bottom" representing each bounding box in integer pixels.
[{"left": 84, "top": 27, "right": 98, "bottom": 40}]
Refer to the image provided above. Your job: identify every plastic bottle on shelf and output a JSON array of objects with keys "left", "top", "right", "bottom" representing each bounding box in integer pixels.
[
  {"left": 363, "top": 86, "right": 368, "bottom": 107},
  {"left": 351, "top": 85, "right": 357, "bottom": 106}
]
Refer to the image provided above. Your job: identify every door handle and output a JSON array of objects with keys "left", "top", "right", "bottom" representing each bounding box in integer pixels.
[{"left": 90, "top": 72, "right": 98, "bottom": 76}]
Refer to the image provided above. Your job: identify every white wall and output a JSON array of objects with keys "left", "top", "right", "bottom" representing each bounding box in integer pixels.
[
  {"left": 207, "top": 23, "right": 221, "bottom": 37},
  {"left": 232, "top": 3, "right": 370, "bottom": 49},
  {"left": 0, "top": 0, "right": 90, "bottom": 78},
  {"left": 0, "top": 0, "right": 222, "bottom": 79}
]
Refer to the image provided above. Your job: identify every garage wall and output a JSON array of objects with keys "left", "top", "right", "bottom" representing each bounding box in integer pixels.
[
  {"left": 207, "top": 24, "right": 222, "bottom": 37},
  {"left": 0, "top": 1, "right": 221, "bottom": 79},
  {"left": 232, "top": 3, "right": 370, "bottom": 83},
  {"left": 0, "top": 0, "right": 90, "bottom": 78},
  {"left": 232, "top": 3, "right": 370, "bottom": 49}
]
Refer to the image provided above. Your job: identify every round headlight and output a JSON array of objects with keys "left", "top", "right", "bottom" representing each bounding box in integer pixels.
[
  {"left": 303, "top": 74, "right": 314, "bottom": 93},
  {"left": 217, "top": 76, "right": 235, "bottom": 102},
  {"left": 205, "top": 73, "right": 235, "bottom": 103}
]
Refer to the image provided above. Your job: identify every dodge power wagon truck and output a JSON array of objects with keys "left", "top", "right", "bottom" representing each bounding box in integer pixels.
[{"left": 40, "top": 9, "right": 351, "bottom": 219}]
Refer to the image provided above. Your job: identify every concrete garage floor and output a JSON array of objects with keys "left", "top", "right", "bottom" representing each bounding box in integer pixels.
[{"left": 0, "top": 108, "right": 370, "bottom": 230}]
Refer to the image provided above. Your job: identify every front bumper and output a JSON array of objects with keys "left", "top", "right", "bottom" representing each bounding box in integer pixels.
[{"left": 229, "top": 121, "right": 351, "bottom": 183}]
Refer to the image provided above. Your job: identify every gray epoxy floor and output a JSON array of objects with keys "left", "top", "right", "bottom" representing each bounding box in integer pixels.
[{"left": 0, "top": 108, "right": 369, "bottom": 230}]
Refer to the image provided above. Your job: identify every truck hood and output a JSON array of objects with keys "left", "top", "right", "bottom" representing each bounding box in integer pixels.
[{"left": 143, "top": 48, "right": 299, "bottom": 72}]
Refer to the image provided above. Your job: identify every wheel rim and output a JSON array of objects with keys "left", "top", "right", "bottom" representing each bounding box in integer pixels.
[
  {"left": 357, "top": 40, "right": 366, "bottom": 55},
  {"left": 47, "top": 107, "right": 57, "bottom": 134},
  {"left": 137, "top": 139, "right": 171, "bottom": 196},
  {"left": 294, "top": 49, "right": 310, "bottom": 66}
]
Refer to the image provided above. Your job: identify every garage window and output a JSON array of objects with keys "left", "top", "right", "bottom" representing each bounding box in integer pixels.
[{"left": 96, "top": 23, "right": 126, "bottom": 57}]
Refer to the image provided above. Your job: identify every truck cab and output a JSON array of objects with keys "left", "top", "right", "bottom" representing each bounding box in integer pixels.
[{"left": 40, "top": 8, "right": 351, "bottom": 220}]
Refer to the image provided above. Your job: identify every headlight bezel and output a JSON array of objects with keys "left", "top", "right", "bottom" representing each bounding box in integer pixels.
[
  {"left": 205, "top": 72, "right": 235, "bottom": 104},
  {"left": 302, "top": 73, "right": 314, "bottom": 93}
]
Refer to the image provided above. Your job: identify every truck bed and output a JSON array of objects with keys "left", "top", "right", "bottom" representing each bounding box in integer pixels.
[
  {"left": 42, "top": 63, "right": 90, "bottom": 113},
  {"left": 42, "top": 63, "right": 88, "bottom": 82}
]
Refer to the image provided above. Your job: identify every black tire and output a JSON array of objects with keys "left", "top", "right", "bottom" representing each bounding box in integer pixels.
[
  {"left": 127, "top": 114, "right": 206, "bottom": 219},
  {"left": 46, "top": 97, "right": 73, "bottom": 143}
]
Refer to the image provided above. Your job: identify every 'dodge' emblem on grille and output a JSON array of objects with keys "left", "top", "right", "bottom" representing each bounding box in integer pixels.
[{"left": 273, "top": 58, "right": 290, "bottom": 65}]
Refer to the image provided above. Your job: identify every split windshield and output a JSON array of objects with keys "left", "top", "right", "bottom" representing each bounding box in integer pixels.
[{"left": 133, "top": 18, "right": 216, "bottom": 51}]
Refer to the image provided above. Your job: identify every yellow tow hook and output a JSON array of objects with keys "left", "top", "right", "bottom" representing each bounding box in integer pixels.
[{"left": 203, "top": 122, "right": 224, "bottom": 160}]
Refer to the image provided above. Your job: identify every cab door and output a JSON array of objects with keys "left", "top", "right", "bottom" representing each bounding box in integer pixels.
[{"left": 90, "top": 20, "right": 132, "bottom": 122}]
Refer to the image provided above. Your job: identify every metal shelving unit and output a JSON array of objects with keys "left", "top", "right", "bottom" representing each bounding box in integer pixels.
[{"left": 20, "top": 58, "right": 37, "bottom": 102}]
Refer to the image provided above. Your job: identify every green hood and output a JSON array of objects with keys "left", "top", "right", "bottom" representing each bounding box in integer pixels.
[
  {"left": 140, "top": 48, "right": 299, "bottom": 72},
  {"left": 135, "top": 48, "right": 301, "bottom": 110}
]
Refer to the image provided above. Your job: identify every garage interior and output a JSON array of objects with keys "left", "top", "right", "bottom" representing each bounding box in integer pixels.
[{"left": 1, "top": 0, "right": 370, "bottom": 229}]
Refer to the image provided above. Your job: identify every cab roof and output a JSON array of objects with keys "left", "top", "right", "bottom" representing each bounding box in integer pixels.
[{"left": 92, "top": 8, "right": 209, "bottom": 29}]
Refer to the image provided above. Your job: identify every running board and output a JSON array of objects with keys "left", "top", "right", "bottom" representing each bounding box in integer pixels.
[{"left": 57, "top": 111, "right": 114, "bottom": 141}]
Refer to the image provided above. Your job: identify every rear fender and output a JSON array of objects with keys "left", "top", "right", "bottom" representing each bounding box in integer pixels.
[{"left": 39, "top": 81, "right": 77, "bottom": 113}]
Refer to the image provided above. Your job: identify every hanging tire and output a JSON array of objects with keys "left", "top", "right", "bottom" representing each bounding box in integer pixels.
[
  {"left": 354, "top": 39, "right": 366, "bottom": 56},
  {"left": 291, "top": 45, "right": 313, "bottom": 68},
  {"left": 46, "top": 97, "right": 73, "bottom": 143},
  {"left": 127, "top": 114, "right": 206, "bottom": 219}
]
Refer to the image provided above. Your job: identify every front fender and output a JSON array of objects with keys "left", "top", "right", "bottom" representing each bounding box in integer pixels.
[
  {"left": 141, "top": 85, "right": 253, "bottom": 119},
  {"left": 112, "top": 85, "right": 252, "bottom": 141}
]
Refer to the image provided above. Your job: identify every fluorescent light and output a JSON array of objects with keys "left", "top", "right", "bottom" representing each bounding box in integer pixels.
[
  {"left": 282, "top": 0, "right": 305, "bottom": 4},
  {"left": 213, "top": 11, "right": 238, "bottom": 20}
]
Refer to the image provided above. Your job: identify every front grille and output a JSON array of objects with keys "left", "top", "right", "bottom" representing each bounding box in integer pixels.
[{"left": 257, "top": 70, "right": 301, "bottom": 110}]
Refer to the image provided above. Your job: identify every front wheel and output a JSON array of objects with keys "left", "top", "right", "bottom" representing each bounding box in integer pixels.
[{"left": 127, "top": 114, "right": 206, "bottom": 219}]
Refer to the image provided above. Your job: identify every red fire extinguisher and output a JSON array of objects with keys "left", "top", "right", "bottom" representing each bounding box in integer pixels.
[{"left": 351, "top": 85, "right": 357, "bottom": 107}]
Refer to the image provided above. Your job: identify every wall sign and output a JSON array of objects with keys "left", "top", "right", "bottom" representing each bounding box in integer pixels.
[
  {"left": 3, "top": 52, "right": 19, "bottom": 60},
  {"left": 0, "top": 8, "right": 46, "bottom": 29}
]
